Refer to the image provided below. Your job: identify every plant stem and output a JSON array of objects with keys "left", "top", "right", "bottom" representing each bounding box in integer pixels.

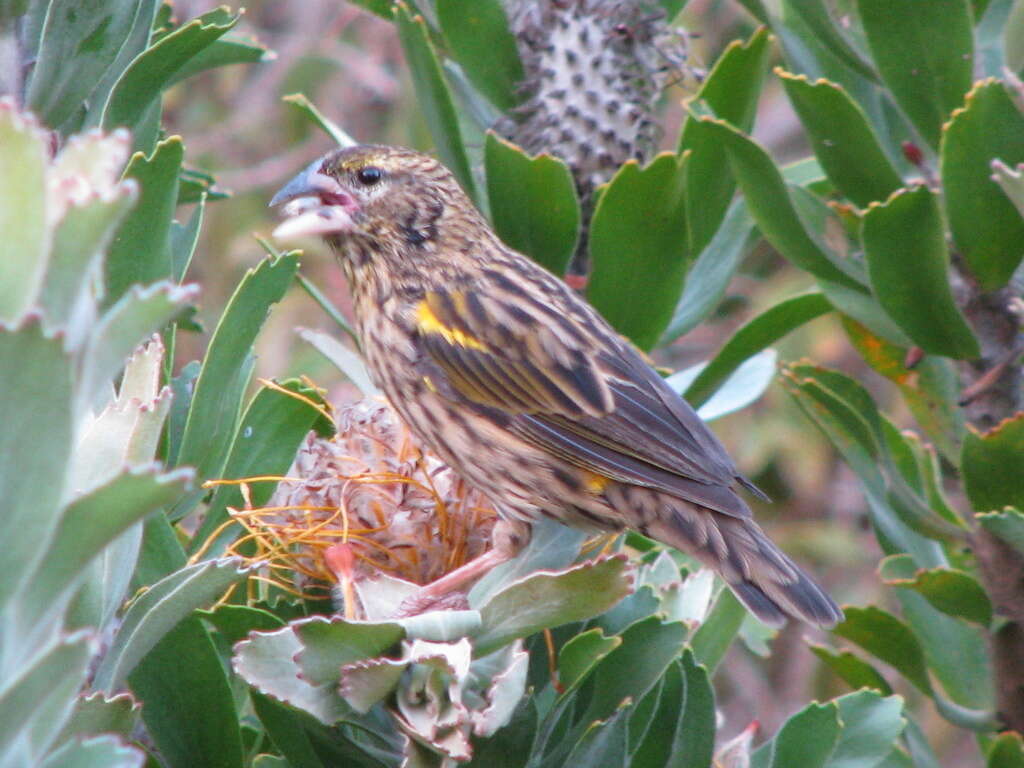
[{"left": 955, "top": 269, "right": 1024, "bottom": 732}]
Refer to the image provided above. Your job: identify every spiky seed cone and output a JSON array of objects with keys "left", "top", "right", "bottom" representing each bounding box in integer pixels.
[
  {"left": 262, "top": 398, "right": 498, "bottom": 593},
  {"left": 502, "top": 0, "right": 691, "bottom": 271}
]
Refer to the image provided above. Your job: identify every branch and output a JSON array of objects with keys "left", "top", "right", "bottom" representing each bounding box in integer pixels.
[{"left": 954, "top": 262, "right": 1024, "bottom": 732}]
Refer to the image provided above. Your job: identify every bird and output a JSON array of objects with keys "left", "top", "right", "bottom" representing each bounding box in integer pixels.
[{"left": 270, "top": 144, "right": 843, "bottom": 628}]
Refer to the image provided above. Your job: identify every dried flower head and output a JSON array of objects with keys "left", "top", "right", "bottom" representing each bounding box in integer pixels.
[{"left": 210, "top": 397, "right": 498, "bottom": 610}]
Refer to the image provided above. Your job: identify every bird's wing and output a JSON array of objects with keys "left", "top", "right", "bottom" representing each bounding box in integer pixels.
[{"left": 414, "top": 287, "right": 752, "bottom": 518}]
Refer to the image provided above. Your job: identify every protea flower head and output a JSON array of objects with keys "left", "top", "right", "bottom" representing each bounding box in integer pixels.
[{"left": 219, "top": 397, "right": 498, "bottom": 615}]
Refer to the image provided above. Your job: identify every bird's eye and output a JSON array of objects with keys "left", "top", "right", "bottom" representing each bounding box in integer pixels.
[{"left": 356, "top": 166, "right": 384, "bottom": 186}]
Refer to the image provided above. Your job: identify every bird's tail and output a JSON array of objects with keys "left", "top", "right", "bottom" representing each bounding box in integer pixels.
[{"left": 645, "top": 501, "right": 843, "bottom": 629}]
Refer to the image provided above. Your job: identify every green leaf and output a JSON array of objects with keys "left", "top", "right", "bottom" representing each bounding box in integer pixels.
[
  {"left": 170, "top": 195, "right": 204, "bottom": 283},
  {"left": 484, "top": 133, "right": 579, "bottom": 277},
  {"left": 0, "top": 103, "right": 49, "bottom": 323},
  {"left": 901, "top": 713, "right": 943, "bottom": 768},
  {"left": 689, "top": 587, "right": 747, "bottom": 672},
  {"left": 93, "top": 557, "right": 253, "bottom": 692},
  {"left": 789, "top": 364, "right": 885, "bottom": 457},
  {"left": 41, "top": 735, "right": 144, "bottom": 768},
  {"left": 992, "top": 159, "right": 1024, "bottom": 219},
  {"left": 470, "top": 644, "right": 529, "bottom": 737},
  {"left": 0, "top": 320, "right": 72, "bottom": 617},
  {"left": 189, "top": 379, "right": 332, "bottom": 555},
  {"left": 469, "top": 516, "right": 587, "bottom": 606},
  {"left": 129, "top": 617, "right": 244, "bottom": 768},
  {"left": 79, "top": 1, "right": 161, "bottom": 129},
  {"left": 857, "top": 0, "right": 973, "bottom": 149},
  {"left": 593, "top": 583, "right": 662, "bottom": 636},
  {"left": 941, "top": 79, "right": 1024, "bottom": 290},
  {"left": 783, "top": 2, "right": 879, "bottom": 83},
  {"left": 467, "top": 698, "right": 536, "bottom": 768},
  {"left": 809, "top": 644, "right": 893, "bottom": 694},
  {"left": 165, "top": 360, "right": 200, "bottom": 467},
  {"left": 556, "top": 628, "right": 621, "bottom": 694},
  {"left": 57, "top": 693, "right": 140, "bottom": 744},
  {"left": 696, "top": 117, "right": 866, "bottom": 290},
  {"left": 178, "top": 166, "right": 227, "bottom": 205},
  {"left": 200, "top": 604, "right": 285, "bottom": 646},
  {"left": 580, "top": 617, "right": 687, "bottom": 728},
  {"left": 840, "top": 317, "right": 963, "bottom": 461},
  {"left": 395, "top": 1, "right": 478, "bottom": 202},
  {"left": 0, "top": 0, "right": 28, "bottom": 21},
  {"left": 988, "top": 732, "right": 1024, "bottom": 768},
  {"left": 669, "top": 348, "right": 777, "bottom": 422},
  {"left": 684, "top": 293, "right": 832, "bottom": 409},
  {"left": 293, "top": 616, "right": 406, "bottom": 685},
  {"left": 341, "top": 656, "right": 412, "bottom": 714},
  {"left": 1008, "top": 0, "right": 1024, "bottom": 74},
  {"left": 26, "top": 0, "right": 140, "bottom": 128},
  {"left": 133, "top": 507, "right": 188, "bottom": 589},
  {"left": 80, "top": 281, "right": 196, "bottom": 409},
  {"left": 564, "top": 702, "right": 630, "bottom": 768},
  {"left": 784, "top": 366, "right": 955, "bottom": 565},
  {"left": 660, "top": 570, "right": 716, "bottom": 627},
  {"left": 827, "top": 691, "right": 906, "bottom": 768},
  {"left": 818, "top": 280, "right": 913, "bottom": 348},
  {"left": 832, "top": 606, "right": 932, "bottom": 695},
  {"left": 346, "top": 0, "right": 395, "bottom": 19},
  {"left": 0, "top": 632, "right": 94, "bottom": 762},
  {"left": 786, "top": 364, "right": 962, "bottom": 544},
  {"left": 437, "top": 0, "right": 522, "bottom": 111},
  {"left": 249, "top": 692, "right": 331, "bottom": 768},
  {"left": 165, "top": 34, "right": 273, "bottom": 87},
  {"left": 105, "top": 137, "right": 183, "bottom": 307},
  {"left": 175, "top": 252, "right": 299, "bottom": 480},
  {"left": 784, "top": 367, "right": 883, "bottom": 488},
  {"left": 778, "top": 70, "right": 903, "bottom": 207},
  {"left": 861, "top": 186, "right": 979, "bottom": 359},
  {"left": 19, "top": 466, "right": 193, "bottom": 631},
  {"left": 300, "top": 328, "right": 377, "bottom": 396},
  {"left": 101, "top": 8, "right": 239, "bottom": 141},
  {"left": 282, "top": 93, "right": 357, "bottom": 147},
  {"left": 976, "top": 507, "right": 1024, "bottom": 557},
  {"left": 587, "top": 153, "right": 688, "bottom": 351},
  {"left": 251, "top": 757, "right": 289, "bottom": 768},
  {"left": 752, "top": 701, "right": 840, "bottom": 768},
  {"left": 474, "top": 556, "right": 634, "bottom": 656},
  {"left": 661, "top": 199, "right": 753, "bottom": 344},
  {"left": 42, "top": 189, "right": 136, "bottom": 331},
  {"left": 631, "top": 681, "right": 671, "bottom": 756},
  {"left": 234, "top": 627, "right": 350, "bottom": 726},
  {"left": 962, "top": 412, "right": 1024, "bottom": 512},
  {"left": 679, "top": 27, "right": 772, "bottom": 256},
  {"left": 736, "top": 0, "right": 769, "bottom": 21},
  {"left": 633, "top": 651, "right": 715, "bottom": 768},
  {"left": 879, "top": 554, "right": 993, "bottom": 626}
]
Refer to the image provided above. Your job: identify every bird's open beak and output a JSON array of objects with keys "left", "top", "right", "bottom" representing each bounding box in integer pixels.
[{"left": 269, "top": 158, "right": 359, "bottom": 240}]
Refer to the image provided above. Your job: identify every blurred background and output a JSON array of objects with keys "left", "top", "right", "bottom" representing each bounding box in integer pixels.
[{"left": 161, "top": 1, "right": 969, "bottom": 761}]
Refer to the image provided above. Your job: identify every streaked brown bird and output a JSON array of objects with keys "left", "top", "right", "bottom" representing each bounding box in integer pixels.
[{"left": 271, "top": 144, "right": 842, "bottom": 628}]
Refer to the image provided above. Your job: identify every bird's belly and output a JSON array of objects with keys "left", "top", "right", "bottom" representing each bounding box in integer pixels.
[{"left": 381, "top": 378, "right": 606, "bottom": 529}]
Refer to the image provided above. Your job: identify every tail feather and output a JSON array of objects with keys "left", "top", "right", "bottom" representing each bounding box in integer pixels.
[{"left": 644, "top": 498, "right": 843, "bottom": 628}]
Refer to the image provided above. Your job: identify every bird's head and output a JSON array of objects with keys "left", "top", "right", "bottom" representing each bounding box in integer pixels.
[{"left": 270, "top": 144, "right": 481, "bottom": 261}]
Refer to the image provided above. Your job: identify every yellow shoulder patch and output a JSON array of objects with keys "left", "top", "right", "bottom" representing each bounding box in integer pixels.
[
  {"left": 416, "top": 300, "right": 488, "bottom": 351},
  {"left": 582, "top": 471, "right": 611, "bottom": 495}
]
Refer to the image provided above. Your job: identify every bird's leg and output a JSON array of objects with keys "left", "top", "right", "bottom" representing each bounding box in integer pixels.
[{"left": 396, "top": 519, "right": 531, "bottom": 616}]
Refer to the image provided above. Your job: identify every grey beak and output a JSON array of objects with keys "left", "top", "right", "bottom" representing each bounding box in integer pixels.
[{"left": 269, "top": 158, "right": 326, "bottom": 208}]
